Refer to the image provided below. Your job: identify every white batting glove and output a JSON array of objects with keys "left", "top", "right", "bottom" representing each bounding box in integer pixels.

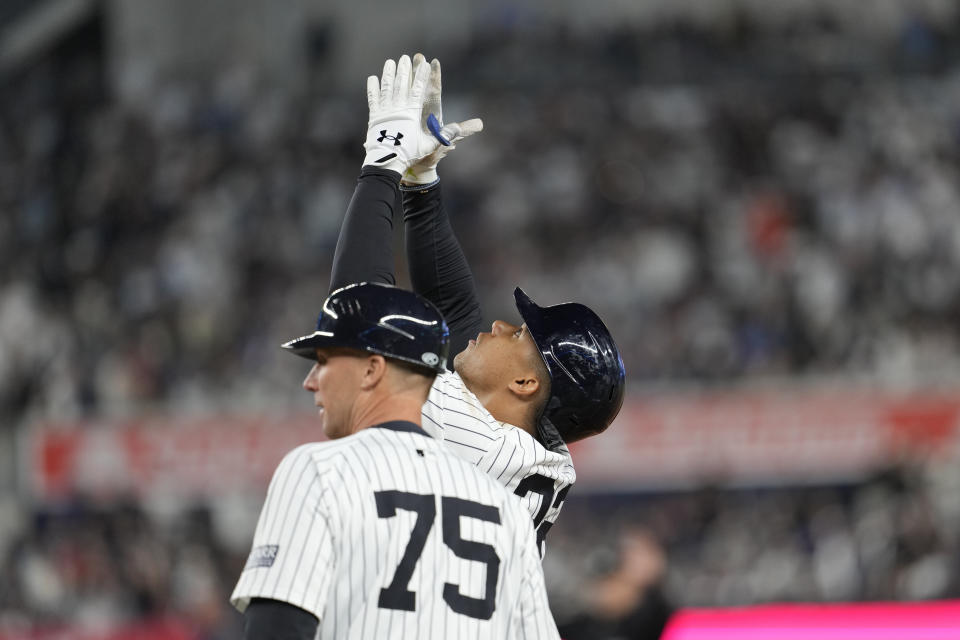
[
  {"left": 401, "top": 54, "right": 483, "bottom": 186},
  {"left": 363, "top": 55, "right": 435, "bottom": 174}
]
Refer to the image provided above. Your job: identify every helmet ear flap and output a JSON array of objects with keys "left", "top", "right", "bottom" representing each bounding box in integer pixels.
[{"left": 514, "top": 287, "right": 625, "bottom": 447}]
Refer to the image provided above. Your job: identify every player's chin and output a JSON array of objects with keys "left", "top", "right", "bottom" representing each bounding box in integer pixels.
[
  {"left": 321, "top": 417, "right": 341, "bottom": 440},
  {"left": 317, "top": 408, "right": 334, "bottom": 436},
  {"left": 452, "top": 349, "right": 469, "bottom": 372}
]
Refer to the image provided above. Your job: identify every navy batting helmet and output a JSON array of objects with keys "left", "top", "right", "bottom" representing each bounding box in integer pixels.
[
  {"left": 282, "top": 282, "right": 450, "bottom": 374},
  {"left": 514, "top": 287, "right": 625, "bottom": 448}
]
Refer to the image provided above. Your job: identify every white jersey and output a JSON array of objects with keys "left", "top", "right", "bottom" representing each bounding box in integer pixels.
[
  {"left": 231, "top": 421, "right": 559, "bottom": 640},
  {"left": 421, "top": 372, "right": 576, "bottom": 555}
]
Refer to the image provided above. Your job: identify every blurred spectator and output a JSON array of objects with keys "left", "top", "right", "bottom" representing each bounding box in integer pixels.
[
  {"left": 558, "top": 527, "right": 673, "bottom": 640},
  {"left": 542, "top": 464, "right": 960, "bottom": 620}
]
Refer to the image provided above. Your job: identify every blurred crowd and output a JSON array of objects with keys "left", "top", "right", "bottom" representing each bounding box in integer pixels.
[
  {"left": 3, "top": 4, "right": 960, "bottom": 638},
  {"left": 546, "top": 462, "right": 960, "bottom": 639},
  {"left": 2, "top": 463, "right": 958, "bottom": 637},
  {"left": 0, "top": 498, "right": 245, "bottom": 638},
  {"left": 3, "top": 9, "right": 960, "bottom": 427}
]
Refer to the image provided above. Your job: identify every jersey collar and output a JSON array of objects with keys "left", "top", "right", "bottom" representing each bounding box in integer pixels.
[{"left": 371, "top": 421, "right": 432, "bottom": 437}]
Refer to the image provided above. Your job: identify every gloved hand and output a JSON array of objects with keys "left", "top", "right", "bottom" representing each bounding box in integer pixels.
[
  {"left": 401, "top": 53, "right": 483, "bottom": 186},
  {"left": 363, "top": 54, "right": 435, "bottom": 174}
]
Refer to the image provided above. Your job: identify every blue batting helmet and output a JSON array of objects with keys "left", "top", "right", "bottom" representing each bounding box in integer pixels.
[
  {"left": 514, "top": 287, "right": 626, "bottom": 448},
  {"left": 283, "top": 282, "right": 450, "bottom": 374}
]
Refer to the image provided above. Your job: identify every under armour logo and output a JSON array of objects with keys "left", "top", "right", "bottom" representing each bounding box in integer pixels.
[{"left": 377, "top": 130, "right": 403, "bottom": 145}]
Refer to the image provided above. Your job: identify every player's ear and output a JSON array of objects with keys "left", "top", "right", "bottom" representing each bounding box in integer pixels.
[
  {"left": 508, "top": 375, "right": 540, "bottom": 399},
  {"left": 360, "top": 354, "right": 387, "bottom": 390}
]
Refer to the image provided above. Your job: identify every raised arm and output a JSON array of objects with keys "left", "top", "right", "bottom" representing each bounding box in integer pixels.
[
  {"left": 401, "top": 183, "right": 483, "bottom": 363},
  {"left": 328, "top": 167, "right": 402, "bottom": 292},
  {"left": 400, "top": 55, "right": 485, "bottom": 361},
  {"left": 328, "top": 54, "right": 447, "bottom": 293}
]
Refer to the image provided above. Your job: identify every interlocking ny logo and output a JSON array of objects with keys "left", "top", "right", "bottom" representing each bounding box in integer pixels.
[{"left": 378, "top": 130, "right": 403, "bottom": 146}]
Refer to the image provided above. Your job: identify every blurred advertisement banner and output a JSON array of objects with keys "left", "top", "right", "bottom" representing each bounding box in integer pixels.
[
  {"left": 569, "top": 390, "right": 960, "bottom": 489},
  {"left": 24, "top": 414, "right": 324, "bottom": 501},
  {"left": 23, "top": 390, "right": 960, "bottom": 499}
]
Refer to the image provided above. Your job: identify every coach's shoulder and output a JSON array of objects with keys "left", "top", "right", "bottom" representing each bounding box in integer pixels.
[
  {"left": 271, "top": 441, "right": 332, "bottom": 478},
  {"left": 282, "top": 441, "right": 325, "bottom": 461}
]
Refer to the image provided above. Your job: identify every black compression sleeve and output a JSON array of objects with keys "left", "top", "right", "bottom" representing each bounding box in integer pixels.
[
  {"left": 242, "top": 598, "right": 318, "bottom": 640},
  {"left": 402, "top": 182, "right": 483, "bottom": 364},
  {"left": 329, "top": 166, "right": 402, "bottom": 293}
]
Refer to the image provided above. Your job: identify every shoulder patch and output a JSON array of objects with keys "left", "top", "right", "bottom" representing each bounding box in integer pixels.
[{"left": 244, "top": 544, "right": 279, "bottom": 570}]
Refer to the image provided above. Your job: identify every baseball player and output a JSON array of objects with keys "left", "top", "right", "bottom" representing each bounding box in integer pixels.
[
  {"left": 231, "top": 282, "right": 560, "bottom": 640},
  {"left": 330, "top": 54, "right": 626, "bottom": 555}
]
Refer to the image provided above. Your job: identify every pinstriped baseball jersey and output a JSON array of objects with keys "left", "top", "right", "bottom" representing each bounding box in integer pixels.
[
  {"left": 231, "top": 421, "right": 560, "bottom": 640},
  {"left": 421, "top": 372, "right": 576, "bottom": 556}
]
